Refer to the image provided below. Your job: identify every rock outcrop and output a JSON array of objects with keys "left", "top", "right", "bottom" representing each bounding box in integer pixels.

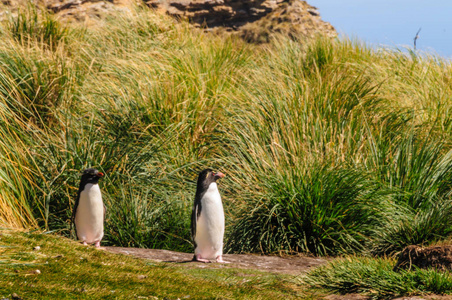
[
  {"left": 147, "top": 0, "right": 336, "bottom": 42},
  {"left": 1, "top": 0, "right": 336, "bottom": 42},
  {"left": 143, "top": 0, "right": 336, "bottom": 42}
]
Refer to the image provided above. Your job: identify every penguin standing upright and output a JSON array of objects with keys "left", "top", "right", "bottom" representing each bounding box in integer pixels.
[
  {"left": 191, "top": 168, "right": 228, "bottom": 263},
  {"left": 72, "top": 168, "right": 105, "bottom": 248}
]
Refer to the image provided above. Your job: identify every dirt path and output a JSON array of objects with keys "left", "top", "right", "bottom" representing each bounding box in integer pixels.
[
  {"left": 104, "top": 247, "right": 328, "bottom": 275},
  {"left": 103, "top": 247, "right": 452, "bottom": 300}
]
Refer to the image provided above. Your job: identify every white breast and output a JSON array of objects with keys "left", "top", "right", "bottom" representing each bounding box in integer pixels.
[
  {"left": 75, "top": 183, "right": 104, "bottom": 244},
  {"left": 194, "top": 182, "right": 225, "bottom": 259}
]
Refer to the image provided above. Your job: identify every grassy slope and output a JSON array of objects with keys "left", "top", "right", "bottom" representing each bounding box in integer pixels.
[
  {"left": 0, "top": 229, "right": 302, "bottom": 299},
  {"left": 4, "top": 229, "right": 452, "bottom": 300}
]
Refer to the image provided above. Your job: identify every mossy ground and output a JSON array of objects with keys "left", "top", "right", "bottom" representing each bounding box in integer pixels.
[{"left": 0, "top": 229, "right": 304, "bottom": 299}]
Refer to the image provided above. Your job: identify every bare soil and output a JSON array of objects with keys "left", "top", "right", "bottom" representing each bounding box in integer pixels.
[
  {"left": 394, "top": 245, "right": 452, "bottom": 272},
  {"left": 104, "top": 246, "right": 328, "bottom": 275},
  {"left": 327, "top": 296, "right": 452, "bottom": 300}
]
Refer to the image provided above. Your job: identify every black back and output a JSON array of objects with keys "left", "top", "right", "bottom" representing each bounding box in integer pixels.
[
  {"left": 71, "top": 168, "right": 104, "bottom": 230},
  {"left": 190, "top": 168, "right": 224, "bottom": 246}
]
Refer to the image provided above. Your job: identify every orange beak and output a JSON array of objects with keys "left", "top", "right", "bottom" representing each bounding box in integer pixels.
[{"left": 215, "top": 172, "right": 225, "bottom": 178}]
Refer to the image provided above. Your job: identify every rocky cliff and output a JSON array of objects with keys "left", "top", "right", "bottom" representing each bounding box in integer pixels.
[
  {"left": 147, "top": 0, "right": 336, "bottom": 42},
  {"left": 2, "top": 0, "right": 336, "bottom": 42}
]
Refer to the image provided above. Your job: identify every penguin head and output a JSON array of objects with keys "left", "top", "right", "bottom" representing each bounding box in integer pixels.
[
  {"left": 196, "top": 168, "right": 225, "bottom": 191},
  {"left": 80, "top": 168, "right": 104, "bottom": 186}
]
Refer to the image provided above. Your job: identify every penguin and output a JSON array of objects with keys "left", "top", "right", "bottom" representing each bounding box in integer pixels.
[
  {"left": 191, "top": 168, "right": 228, "bottom": 263},
  {"left": 71, "top": 168, "right": 105, "bottom": 248}
]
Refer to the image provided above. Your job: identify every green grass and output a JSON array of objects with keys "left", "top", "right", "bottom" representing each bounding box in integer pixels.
[
  {"left": 302, "top": 256, "right": 452, "bottom": 299},
  {"left": 0, "top": 229, "right": 302, "bottom": 299},
  {"left": 3, "top": 230, "right": 452, "bottom": 300},
  {"left": 1, "top": 3, "right": 452, "bottom": 258}
]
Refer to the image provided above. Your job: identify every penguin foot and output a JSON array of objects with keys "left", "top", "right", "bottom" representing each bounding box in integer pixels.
[
  {"left": 216, "top": 256, "right": 230, "bottom": 264},
  {"left": 82, "top": 241, "right": 88, "bottom": 246},
  {"left": 192, "top": 255, "right": 211, "bottom": 263},
  {"left": 94, "top": 241, "right": 101, "bottom": 248}
]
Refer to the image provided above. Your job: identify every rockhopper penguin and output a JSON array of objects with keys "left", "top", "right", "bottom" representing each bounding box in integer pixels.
[
  {"left": 191, "top": 169, "right": 228, "bottom": 263},
  {"left": 72, "top": 168, "right": 105, "bottom": 248}
]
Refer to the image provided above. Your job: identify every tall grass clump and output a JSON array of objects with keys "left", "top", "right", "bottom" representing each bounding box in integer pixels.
[
  {"left": 0, "top": 6, "right": 77, "bottom": 127},
  {"left": 225, "top": 36, "right": 452, "bottom": 256},
  {"left": 227, "top": 166, "right": 393, "bottom": 255},
  {"left": 302, "top": 256, "right": 452, "bottom": 299},
  {"left": 0, "top": 45, "right": 77, "bottom": 125},
  {"left": 365, "top": 131, "right": 452, "bottom": 255},
  {"left": 6, "top": 5, "right": 69, "bottom": 49},
  {"left": 0, "top": 117, "right": 41, "bottom": 229},
  {"left": 0, "top": 8, "right": 76, "bottom": 228},
  {"left": 0, "top": 7, "right": 86, "bottom": 230},
  {"left": 225, "top": 37, "right": 387, "bottom": 255}
]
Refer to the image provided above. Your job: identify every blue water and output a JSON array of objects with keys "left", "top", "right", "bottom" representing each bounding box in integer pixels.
[{"left": 309, "top": 0, "right": 452, "bottom": 58}]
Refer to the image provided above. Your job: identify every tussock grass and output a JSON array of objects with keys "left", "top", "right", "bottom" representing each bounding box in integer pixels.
[
  {"left": 1, "top": 4, "right": 452, "bottom": 258},
  {"left": 0, "top": 123, "right": 40, "bottom": 229},
  {"left": 6, "top": 5, "right": 69, "bottom": 49},
  {"left": 302, "top": 256, "right": 452, "bottom": 299},
  {"left": 227, "top": 167, "right": 386, "bottom": 255}
]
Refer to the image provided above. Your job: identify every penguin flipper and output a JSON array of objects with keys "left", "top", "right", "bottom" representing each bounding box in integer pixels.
[
  {"left": 191, "top": 202, "right": 199, "bottom": 245},
  {"left": 71, "top": 191, "right": 81, "bottom": 238}
]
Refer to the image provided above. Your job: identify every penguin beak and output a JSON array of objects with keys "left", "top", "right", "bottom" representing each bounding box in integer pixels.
[
  {"left": 97, "top": 172, "right": 104, "bottom": 177},
  {"left": 214, "top": 172, "right": 225, "bottom": 179}
]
